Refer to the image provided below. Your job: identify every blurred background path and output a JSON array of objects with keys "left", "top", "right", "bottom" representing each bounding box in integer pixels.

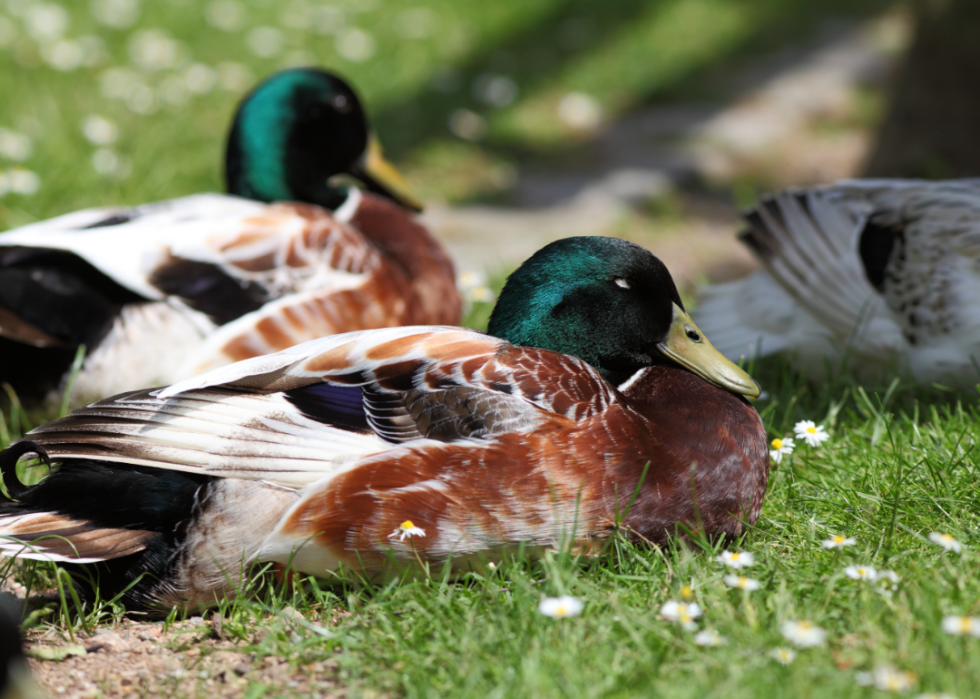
[{"left": 423, "top": 12, "right": 909, "bottom": 287}]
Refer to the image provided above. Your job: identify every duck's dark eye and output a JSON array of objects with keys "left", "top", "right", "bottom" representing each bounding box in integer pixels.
[
  {"left": 686, "top": 328, "right": 701, "bottom": 342},
  {"left": 332, "top": 94, "right": 351, "bottom": 113}
]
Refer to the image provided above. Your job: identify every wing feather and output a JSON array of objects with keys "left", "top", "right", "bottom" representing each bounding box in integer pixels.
[
  {"left": 16, "top": 327, "right": 617, "bottom": 485},
  {"left": 739, "top": 187, "right": 904, "bottom": 353}
]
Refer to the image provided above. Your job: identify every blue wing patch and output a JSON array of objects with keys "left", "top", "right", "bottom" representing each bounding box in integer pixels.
[{"left": 284, "top": 383, "right": 369, "bottom": 433}]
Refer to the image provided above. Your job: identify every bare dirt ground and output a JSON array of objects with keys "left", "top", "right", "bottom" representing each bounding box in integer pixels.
[
  {"left": 12, "top": 11, "right": 909, "bottom": 698},
  {"left": 23, "top": 613, "right": 348, "bottom": 698}
]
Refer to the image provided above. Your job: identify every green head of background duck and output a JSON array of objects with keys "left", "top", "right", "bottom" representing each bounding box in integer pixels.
[
  {"left": 224, "top": 68, "right": 423, "bottom": 212},
  {"left": 0, "top": 68, "right": 456, "bottom": 406}
]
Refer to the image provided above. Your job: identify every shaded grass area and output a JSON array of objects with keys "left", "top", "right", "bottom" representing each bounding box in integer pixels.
[{"left": 0, "top": 0, "right": 895, "bottom": 227}]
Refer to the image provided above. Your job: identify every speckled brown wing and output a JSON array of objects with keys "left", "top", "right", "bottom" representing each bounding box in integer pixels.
[
  {"left": 185, "top": 202, "right": 424, "bottom": 372},
  {"left": 19, "top": 327, "right": 617, "bottom": 488},
  {"left": 261, "top": 364, "right": 767, "bottom": 579}
]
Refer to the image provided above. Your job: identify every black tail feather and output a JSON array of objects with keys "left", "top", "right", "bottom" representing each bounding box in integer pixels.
[{"left": 0, "top": 441, "right": 49, "bottom": 501}]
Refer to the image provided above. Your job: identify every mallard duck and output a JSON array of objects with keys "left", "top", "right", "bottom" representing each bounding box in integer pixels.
[
  {"left": 0, "top": 237, "right": 765, "bottom": 614},
  {"left": 695, "top": 179, "right": 980, "bottom": 385},
  {"left": 0, "top": 68, "right": 459, "bottom": 407}
]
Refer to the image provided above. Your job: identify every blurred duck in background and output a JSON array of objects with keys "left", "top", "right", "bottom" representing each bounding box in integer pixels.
[
  {"left": 695, "top": 179, "right": 980, "bottom": 386},
  {"left": 0, "top": 68, "right": 459, "bottom": 408}
]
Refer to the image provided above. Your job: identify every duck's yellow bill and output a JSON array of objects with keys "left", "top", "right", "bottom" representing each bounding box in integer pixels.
[
  {"left": 355, "top": 134, "right": 424, "bottom": 213},
  {"left": 657, "top": 303, "right": 760, "bottom": 398}
]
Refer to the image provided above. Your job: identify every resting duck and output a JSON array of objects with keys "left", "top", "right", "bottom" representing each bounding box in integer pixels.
[
  {"left": 0, "top": 237, "right": 766, "bottom": 614},
  {"left": 0, "top": 68, "right": 459, "bottom": 407},
  {"left": 695, "top": 179, "right": 980, "bottom": 385}
]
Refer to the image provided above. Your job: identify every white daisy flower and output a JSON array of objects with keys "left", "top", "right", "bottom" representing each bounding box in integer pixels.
[
  {"left": 0, "top": 128, "right": 31, "bottom": 162},
  {"left": 538, "top": 595, "right": 583, "bottom": 619},
  {"left": 81, "top": 115, "right": 118, "bottom": 146},
  {"left": 693, "top": 629, "right": 726, "bottom": 647},
  {"left": 821, "top": 535, "right": 856, "bottom": 549},
  {"left": 660, "top": 600, "right": 702, "bottom": 630},
  {"left": 715, "top": 550, "right": 755, "bottom": 569},
  {"left": 857, "top": 665, "right": 917, "bottom": 692},
  {"left": 724, "top": 575, "right": 761, "bottom": 591},
  {"left": 6, "top": 168, "right": 40, "bottom": 195},
  {"left": 874, "top": 570, "right": 900, "bottom": 596},
  {"left": 913, "top": 694, "right": 957, "bottom": 699},
  {"left": 844, "top": 565, "right": 876, "bottom": 581},
  {"left": 388, "top": 520, "right": 425, "bottom": 541},
  {"left": 941, "top": 615, "right": 980, "bottom": 637},
  {"left": 780, "top": 620, "right": 826, "bottom": 647},
  {"left": 769, "top": 437, "right": 794, "bottom": 463},
  {"left": 875, "top": 570, "right": 900, "bottom": 585},
  {"left": 770, "top": 647, "right": 796, "bottom": 665},
  {"left": 793, "top": 420, "right": 830, "bottom": 447},
  {"left": 929, "top": 532, "right": 962, "bottom": 553}
]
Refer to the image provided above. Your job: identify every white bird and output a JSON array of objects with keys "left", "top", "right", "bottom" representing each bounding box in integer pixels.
[{"left": 695, "top": 179, "right": 980, "bottom": 385}]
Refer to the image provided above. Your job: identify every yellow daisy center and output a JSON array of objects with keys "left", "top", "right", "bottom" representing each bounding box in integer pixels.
[
  {"left": 555, "top": 606, "right": 567, "bottom": 616},
  {"left": 798, "top": 621, "right": 813, "bottom": 630},
  {"left": 806, "top": 426, "right": 817, "bottom": 434},
  {"left": 680, "top": 585, "right": 694, "bottom": 600},
  {"left": 941, "top": 534, "right": 953, "bottom": 543},
  {"left": 400, "top": 520, "right": 415, "bottom": 530},
  {"left": 833, "top": 536, "right": 844, "bottom": 544},
  {"left": 738, "top": 577, "right": 749, "bottom": 587},
  {"left": 771, "top": 438, "right": 783, "bottom": 449},
  {"left": 960, "top": 617, "right": 973, "bottom": 633},
  {"left": 857, "top": 568, "right": 866, "bottom": 575}
]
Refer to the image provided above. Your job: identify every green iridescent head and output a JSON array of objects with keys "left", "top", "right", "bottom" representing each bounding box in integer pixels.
[
  {"left": 224, "top": 68, "right": 422, "bottom": 212},
  {"left": 487, "top": 237, "right": 759, "bottom": 397}
]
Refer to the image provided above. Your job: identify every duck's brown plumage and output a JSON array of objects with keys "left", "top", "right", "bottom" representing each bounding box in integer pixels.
[
  {"left": 0, "top": 327, "right": 767, "bottom": 604},
  {"left": 347, "top": 192, "right": 460, "bottom": 327},
  {"left": 270, "top": 340, "right": 767, "bottom": 573},
  {"left": 0, "top": 236, "right": 767, "bottom": 613},
  {"left": 201, "top": 192, "right": 460, "bottom": 369},
  {"left": 0, "top": 191, "right": 460, "bottom": 404}
]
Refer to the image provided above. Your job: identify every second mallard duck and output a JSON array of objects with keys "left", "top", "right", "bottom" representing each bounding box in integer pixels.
[{"left": 0, "top": 68, "right": 459, "bottom": 407}]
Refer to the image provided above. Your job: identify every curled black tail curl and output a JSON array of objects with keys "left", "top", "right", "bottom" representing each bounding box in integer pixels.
[{"left": 0, "top": 440, "right": 50, "bottom": 500}]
